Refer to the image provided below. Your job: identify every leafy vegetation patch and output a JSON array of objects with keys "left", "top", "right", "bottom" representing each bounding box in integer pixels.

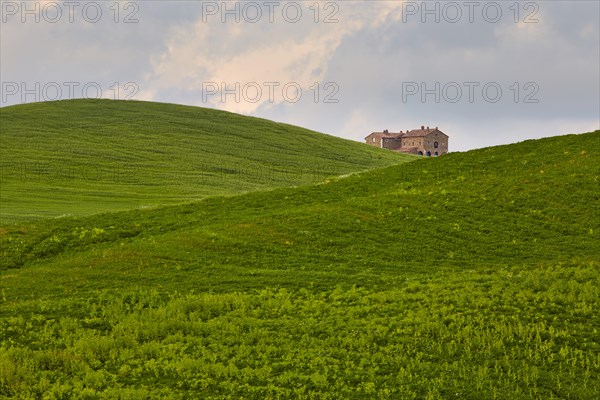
[{"left": 2, "top": 259, "right": 599, "bottom": 399}]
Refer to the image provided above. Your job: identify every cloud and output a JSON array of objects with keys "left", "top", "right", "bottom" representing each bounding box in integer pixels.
[{"left": 141, "top": 1, "right": 406, "bottom": 113}]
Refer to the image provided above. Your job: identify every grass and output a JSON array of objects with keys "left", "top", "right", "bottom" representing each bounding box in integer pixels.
[
  {"left": 0, "top": 101, "right": 598, "bottom": 398},
  {"left": 0, "top": 99, "right": 409, "bottom": 224}
]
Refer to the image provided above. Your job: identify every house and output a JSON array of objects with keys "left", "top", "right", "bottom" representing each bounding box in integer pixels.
[{"left": 365, "top": 126, "right": 449, "bottom": 156}]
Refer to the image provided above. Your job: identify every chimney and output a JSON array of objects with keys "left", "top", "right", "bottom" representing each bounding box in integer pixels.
[{"left": 421, "top": 125, "right": 424, "bottom": 130}]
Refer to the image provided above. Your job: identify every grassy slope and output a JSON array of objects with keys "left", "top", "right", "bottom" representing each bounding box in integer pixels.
[
  {"left": 0, "top": 131, "right": 599, "bottom": 398},
  {"left": 2, "top": 130, "right": 598, "bottom": 292},
  {"left": 0, "top": 99, "right": 409, "bottom": 223}
]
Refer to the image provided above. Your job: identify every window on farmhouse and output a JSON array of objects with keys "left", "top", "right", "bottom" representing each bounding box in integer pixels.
[{"left": 434, "top": 141, "right": 439, "bottom": 148}]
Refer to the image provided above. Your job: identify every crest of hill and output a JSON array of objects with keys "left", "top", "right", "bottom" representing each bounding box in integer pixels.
[{"left": 0, "top": 99, "right": 411, "bottom": 223}]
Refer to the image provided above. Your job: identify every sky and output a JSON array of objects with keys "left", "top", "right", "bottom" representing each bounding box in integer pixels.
[{"left": 1, "top": 0, "right": 599, "bottom": 151}]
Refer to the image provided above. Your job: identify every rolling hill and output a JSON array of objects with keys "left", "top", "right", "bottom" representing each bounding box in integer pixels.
[
  {"left": 0, "top": 113, "right": 598, "bottom": 397},
  {"left": 0, "top": 99, "right": 410, "bottom": 223}
]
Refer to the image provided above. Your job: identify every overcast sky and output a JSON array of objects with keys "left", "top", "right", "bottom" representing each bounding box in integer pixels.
[{"left": 1, "top": 0, "right": 599, "bottom": 151}]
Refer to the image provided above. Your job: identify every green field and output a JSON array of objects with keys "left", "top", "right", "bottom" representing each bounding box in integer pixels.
[
  {"left": 1, "top": 101, "right": 599, "bottom": 399},
  {"left": 0, "top": 99, "right": 409, "bottom": 224}
]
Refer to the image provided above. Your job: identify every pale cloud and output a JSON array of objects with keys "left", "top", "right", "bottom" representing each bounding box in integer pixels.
[
  {"left": 579, "top": 23, "right": 598, "bottom": 41},
  {"left": 341, "top": 109, "right": 372, "bottom": 142},
  {"left": 142, "top": 1, "right": 406, "bottom": 113}
]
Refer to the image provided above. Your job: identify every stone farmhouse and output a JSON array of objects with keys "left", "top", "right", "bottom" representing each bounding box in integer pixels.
[{"left": 365, "top": 126, "right": 449, "bottom": 156}]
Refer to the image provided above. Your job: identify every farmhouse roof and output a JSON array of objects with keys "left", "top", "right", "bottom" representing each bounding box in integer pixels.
[
  {"left": 402, "top": 126, "right": 446, "bottom": 138},
  {"left": 365, "top": 131, "right": 399, "bottom": 139},
  {"left": 366, "top": 126, "right": 447, "bottom": 140}
]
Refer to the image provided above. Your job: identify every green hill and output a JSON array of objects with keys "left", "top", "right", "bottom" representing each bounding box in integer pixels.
[
  {"left": 0, "top": 126, "right": 599, "bottom": 398},
  {"left": 0, "top": 99, "right": 409, "bottom": 224}
]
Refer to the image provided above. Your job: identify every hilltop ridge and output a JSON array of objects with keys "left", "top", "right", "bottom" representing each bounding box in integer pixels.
[{"left": 0, "top": 99, "right": 411, "bottom": 223}]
